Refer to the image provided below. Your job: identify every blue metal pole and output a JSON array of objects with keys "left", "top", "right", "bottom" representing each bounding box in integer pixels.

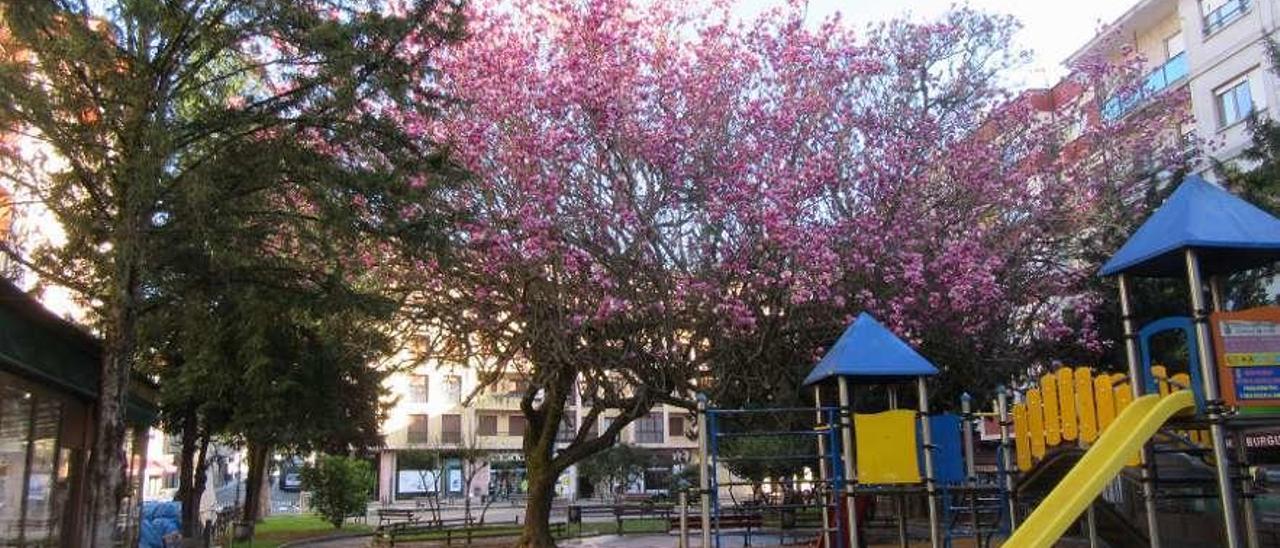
[
  {"left": 828, "top": 407, "right": 845, "bottom": 548},
  {"left": 710, "top": 410, "right": 721, "bottom": 548}
]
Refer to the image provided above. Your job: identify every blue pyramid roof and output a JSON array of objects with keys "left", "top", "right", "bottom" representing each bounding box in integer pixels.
[
  {"left": 1100, "top": 175, "right": 1280, "bottom": 278},
  {"left": 802, "top": 313, "right": 938, "bottom": 386}
]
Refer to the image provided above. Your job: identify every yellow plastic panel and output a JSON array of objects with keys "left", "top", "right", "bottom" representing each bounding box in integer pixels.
[
  {"left": 854, "top": 410, "right": 921, "bottom": 484},
  {"left": 1027, "top": 389, "right": 1046, "bottom": 460},
  {"left": 1014, "top": 404, "right": 1031, "bottom": 471},
  {"left": 1171, "top": 373, "right": 1190, "bottom": 393},
  {"left": 1058, "top": 368, "right": 1078, "bottom": 442},
  {"left": 1152, "top": 365, "right": 1169, "bottom": 397},
  {"left": 1042, "top": 374, "right": 1061, "bottom": 448},
  {"left": 1094, "top": 375, "right": 1115, "bottom": 432},
  {"left": 1076, "top": 368, "right": 1097, "bottom": 444},
  {"left": 1114, "top": 383, "right": 1133, "bottom": 415},
  {"left": 1004, "top": 391, "right": 1195, "bottom": 548}
]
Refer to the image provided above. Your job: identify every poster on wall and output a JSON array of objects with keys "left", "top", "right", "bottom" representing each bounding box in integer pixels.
[
  {"left": 397, "top": 470, "right": 439, "bottom": 494},
  {"left": 1211, "top": 306, "right": 1280, "bottom": 409},
  {"left": 449, "top": 469, "right": 462, "bottom": 493}
]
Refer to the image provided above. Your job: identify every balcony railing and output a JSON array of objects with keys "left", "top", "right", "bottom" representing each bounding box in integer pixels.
[
  {"left": 1204, "top": 0, "right": 1249, "bottom": 35},
  {"left": 475, "top": 393, "right": 524, "bottom": 410},
  {"left": 1102, "top": 52, "right": 1188, "bottom": 121}
]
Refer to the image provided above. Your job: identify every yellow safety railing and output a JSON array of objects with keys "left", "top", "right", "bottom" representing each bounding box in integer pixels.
[{"left": 1011, "top": 365, "right": 1208, "bottom": 471}]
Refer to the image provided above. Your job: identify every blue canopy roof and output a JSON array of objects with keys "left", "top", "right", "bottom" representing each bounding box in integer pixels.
[
  {"left": 803, "top": 313, "right": 939, "bottom": 386},
  {"left": 1100, "top": 175, "right": 1280, "bottom": 278}
]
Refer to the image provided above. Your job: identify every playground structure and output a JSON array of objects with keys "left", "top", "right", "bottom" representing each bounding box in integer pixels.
[
  {"left": 693, "top": 313, "right": 1013, "bottom": 548},
  {"left": 687, "top": 175, "right": 1280, "bottom": 548}
]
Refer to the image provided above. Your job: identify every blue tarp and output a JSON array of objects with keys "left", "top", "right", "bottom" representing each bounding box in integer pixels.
[
  {"left": 918, "top": 414, "right": 965, "bottom": 486},
  {"left": 138, "top": 501, "right": 182, "bottom": 548},
  {"left": 1100, "top": 175, "right": 1280, "bottom": 277},
  {"left": 803, "top": 312, "right": 938, "bottom": 386}
]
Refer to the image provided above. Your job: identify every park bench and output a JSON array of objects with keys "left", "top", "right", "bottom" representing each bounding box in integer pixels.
[
  {"left": 374, "top": 516, "right": 560, "bottom": 547},
  {"left": 568, "top": 503, "right": 674, "bottom": 535},
  {"left": 671, "top": 513, "right": 764, "bottom": 544},
  {"left": 620, "top": 493, "right": 658, "bottom": 505},
  {"left": 375, "top": 508, "right": 420, "bottom": 528}
]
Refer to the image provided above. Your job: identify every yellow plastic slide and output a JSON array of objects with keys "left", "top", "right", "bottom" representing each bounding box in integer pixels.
[{"left": 1004, "top": 390, "right": 1195, "bottom": 547}]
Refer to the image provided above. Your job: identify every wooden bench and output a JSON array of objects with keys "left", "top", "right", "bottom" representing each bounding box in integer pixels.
[
  {"left": 619, "top": 493, "right": 657, "bottom": 505},
  {"left": 375, "top": 517, "right": 561, "bottom": 547},
  {"left": 569, "top": 504, "right": 673, "bottom": 535},
  {"left": 375, "top": 508, "right": 420, "bottom": 528},
  {"left": 671, "top": 513, "right": 763, "bottom": 544}
]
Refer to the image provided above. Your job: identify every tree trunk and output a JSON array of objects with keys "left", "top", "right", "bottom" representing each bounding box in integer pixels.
[
  {"left": 189, "top": 433, "right": 211, "bottom": 537},
  {"left": 175, "top": 410, "right": 199, "bottom": 537},
  {"left": 83, "top": 186, "right": 145, "bottom": 546},
  {"left": 515, "top": 461, "right": 558, "bottom": 548},
  {"left": 83, "top": 314, "right": 138, "bottom": 546},
  {"left": 238, "top": 441, "right": 271, "bottom": 539},
  {"left": 463, "top": 479, "right": 472, "bottom": 524}
]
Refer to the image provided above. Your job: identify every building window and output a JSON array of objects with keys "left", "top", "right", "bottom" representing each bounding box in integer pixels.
[
  {"left": 408, "top": 414, "right": 429, "bottom": 444},
  {"left": 0, "top": 379, "right": 67, "bottom": 546},
  {"left": 409, "top": 374, "right": 429, "bottom": 404},
  {"left": 508, "top": 415, "right": 526, "bottom": 437},
  {"left": 478, "top": 415, "right": 498, "bottom": 436},
  {"left": 635, "top": 412, "right": 664, "bottom": 444},
  {"left": 444, "top": 375, "right": 462, "bottom": 405},
  {"left": 163, "top": 433, "right": 180, "bottom": 455},
  {"left": 1202, "top": 0, "right": 1249, "bottom": 35},
  {"left": 1216, "top": 76, "right": 1254, "bottom": 127},
  {"left": 441, "top": 414, "right": 462, "bottom": 444},
  {"left": 1165, "top": 32, "right": 1184, "bottom": 59},
  {"left": 668, "top": 416, "right": 686, "bottom": 439}
]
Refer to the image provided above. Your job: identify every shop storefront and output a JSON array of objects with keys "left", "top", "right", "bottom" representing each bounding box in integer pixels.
[
  {"left": 487, "top": 455, "right": 527, "bottom": 499},
  {"left": 0, "top": 280, "right": 157, "bottom": 546}
]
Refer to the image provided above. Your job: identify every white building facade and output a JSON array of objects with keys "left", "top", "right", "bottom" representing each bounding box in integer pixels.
[
  {"left": 1073, "top": 0, "right": 1280, "bottom": 167},
  {"left": 375, "top": 361, "right": 697, "bottom": 504}
]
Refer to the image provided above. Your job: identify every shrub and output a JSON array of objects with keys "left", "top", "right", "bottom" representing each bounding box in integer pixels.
[{"left": 300, "top": 455, "right": 374, "bottom": 528}]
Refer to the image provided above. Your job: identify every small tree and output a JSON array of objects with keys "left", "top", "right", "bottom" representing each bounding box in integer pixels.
[
  {"left": 577, "top": 445, "right": 653, "bottom": 501},
  {"left": 720, "top": 436, "right": 814, "bottom": 503},
  {"left": 447, "top": 430, "right": 491, "bottom": 524},
  {"left": 301, "top": 455, "right": 375, "bottom": 529}
]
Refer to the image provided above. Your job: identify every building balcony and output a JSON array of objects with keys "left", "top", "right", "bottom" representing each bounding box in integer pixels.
[
  {"left": 1203, "top": 0, "right": 1249, "bottom": 36},
  {"left": 475, "top": 393, "right": 524, "bottom": 410},
  {"left": 1102, "top": 51, "right": 1188, "bottom": 121}
]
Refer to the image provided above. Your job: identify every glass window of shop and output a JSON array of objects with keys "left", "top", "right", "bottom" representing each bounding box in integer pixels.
[
  {"left": 487, "top": 460, "right": 527, "bottom": 498},
  {"left": 0, "top": 376, "right": 69, "bottom": 546}
]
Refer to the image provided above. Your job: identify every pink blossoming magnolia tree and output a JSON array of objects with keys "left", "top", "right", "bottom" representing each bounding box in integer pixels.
[{"left": 407, "top": 1, "right": 1187, "bottom": 544}]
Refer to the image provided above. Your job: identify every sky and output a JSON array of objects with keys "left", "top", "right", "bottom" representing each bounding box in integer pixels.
[{"left": 737, "top": 0, "right": 1134, "bottom": 89}]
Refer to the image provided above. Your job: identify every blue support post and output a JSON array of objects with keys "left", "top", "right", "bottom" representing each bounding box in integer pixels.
[
  {"left": 827, "top": 407, "right": 846, "bottom": 548},
  {"left": 709, "top": 410, "right": 721, "bottom": 548}
]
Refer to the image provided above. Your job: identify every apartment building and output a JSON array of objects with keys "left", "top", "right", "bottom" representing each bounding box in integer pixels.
[
  {"left": 1070, "top": 0, "right": 1280, "bottom": 167},
  {"left": 375, "top": 361, "right": 697, "bottom": 503}
]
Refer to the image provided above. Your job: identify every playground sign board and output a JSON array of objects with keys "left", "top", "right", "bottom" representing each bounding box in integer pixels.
[{"left": 1211, "top": 306, "right": 1280, "bottom": 408}]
